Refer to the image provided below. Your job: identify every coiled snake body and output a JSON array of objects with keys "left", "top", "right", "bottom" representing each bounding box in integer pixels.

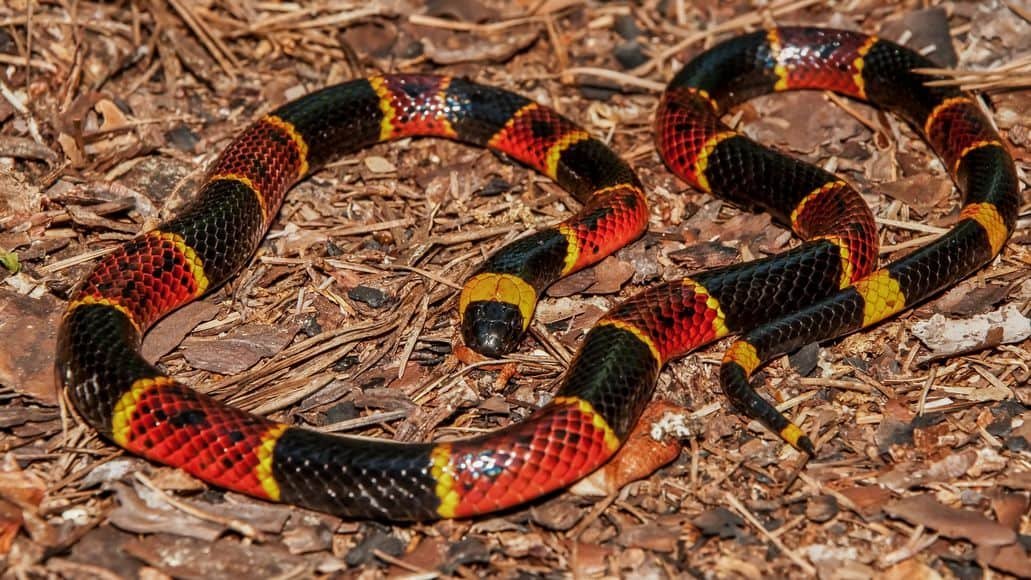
[{"left": 57, "top": 28, "right": 1019, "bottom": 520}]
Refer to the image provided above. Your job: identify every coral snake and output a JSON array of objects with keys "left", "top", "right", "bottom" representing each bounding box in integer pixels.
[{"left": 57, "top": 27, "right": 1019, "bottom": 520}]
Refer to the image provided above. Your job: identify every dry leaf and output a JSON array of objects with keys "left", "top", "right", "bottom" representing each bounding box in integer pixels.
[{"left": 884, "top": 494, "right": 1016, "bottom": 546}]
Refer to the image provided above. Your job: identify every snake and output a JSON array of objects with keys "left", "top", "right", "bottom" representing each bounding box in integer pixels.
[{"left": 57, "top": 27, "right": 1019, "bottom": 520}]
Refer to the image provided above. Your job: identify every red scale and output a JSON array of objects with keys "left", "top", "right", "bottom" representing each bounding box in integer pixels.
[
  {"left": 124, "top": 385, "right": 273, "bottom": 498},
  {"left": 489, "top": 106, "right": 581, "bottom": 175},
  {"left": 926, "top": 101, "right": 1000, "bottom": 170},
  {"left": 569, "top": 186, "right": 649, "bottom": 271},
  {"left": 379, "top": 75, "right": 456, "bottom": 138},
  {"left": 78, "top": 237, "right": 201, "bottom": 329},
  {"left": 775, "top": 28, "right": 872, "bottom": 97},
  {"left": 654, "top": 89, "right": 726, "bottom": 190},
  {"left": 449, "top": 404, "right": 612, "bottom": 516},
  {"left": 210, "top": 118, "right": 306, "bottom": 214}
]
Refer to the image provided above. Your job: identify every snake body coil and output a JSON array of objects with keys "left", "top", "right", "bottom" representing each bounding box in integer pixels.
[{"left": 57, "top": 28, "right": 1019, "bottom": 520}]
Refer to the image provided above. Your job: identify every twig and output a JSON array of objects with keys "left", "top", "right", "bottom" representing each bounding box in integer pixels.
[
  {"left": 386, "top": 264, "right": 463, "bottom": 290},
  {"left": 40, "top": 246, "right": 122, "bottom": 274},
  {"left": 916, "top": 367, "right": 937, "bottom": 416},
  {"left": 567, "top": 491, "right": 620, "bottom": 539},
  {"left": 0, "top": 77, "right": 44, "bottom": 144},
  {"left": 235, "top": 5, "right": 387, "bottom": 36},
  {"left": 824, "top": 91, "right": 882, "bottom": 135},
  {"left": 879, "top": 232, "right": 944, "bottom": 254},
  {"left": 397, "top": 293, "right": 430, "bottom": 379},
  {"left": 0, "top": 52, "right": 57, "bottom": 72},
  {"left": 560, "top": 67, "right": 666, "bottom": 92},
  {"left": 409, "top": 13, "right": 542, "bottom": 33},
  {"left": 372, "top": 549, "right": 437, "bottom": 577},
  {"left": 316, "top": 409, "right": 410, "bottom": 433},
  {"left": 724, "top": 492, "right": 816, "bottom": 576},
  {"left": 167, "top": 0, "right": 239, "bottom": 76},
  {"left": 875, "top": 217, "right": 949, "bottom": 235}
]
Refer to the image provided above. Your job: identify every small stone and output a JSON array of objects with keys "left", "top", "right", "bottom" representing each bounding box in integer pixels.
[
  {"left": 348, "top": 285, "right": 389, "bottom": 307},
  {"left": 476, "top": 176, "right": 511, "bottom": 196},
  {"left": 325, "top": 401, "right": 358, "bottom": 424},
  {"left": 324, "top": 241, "right": 344, "bottom": 257},
  {"left": 345, "top": 526, "right": 403, "bottom": 566},
  {"left": 299, "top": 315, "right": 322, "bottom": 337},
  {"left": 442, "top": 538, "right": 490, "bottom": 573},
  {"left": 578, "top": 84, "right": 618, "bottom": 101},
  {"left": 613, "top": 41, "right": 648, "bottom": 70},
  {"left": 1005, "top": 436, "right": 1028, "bottom": 452},
  {"left": 614, "top": 14, "right": 641, "bottom": 40},
  {"left": 332, "top": 355, "right": 359, "bottom": 371}
]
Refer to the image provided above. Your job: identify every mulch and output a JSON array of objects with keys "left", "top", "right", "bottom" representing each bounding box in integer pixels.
[{"left": 1, "top": 0, "right": 1029, "bottom": 577}]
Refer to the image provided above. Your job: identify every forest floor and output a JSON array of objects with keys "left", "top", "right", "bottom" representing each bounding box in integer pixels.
[{"left": 0, "top": 0, "right": 1029, "bottom": 578}]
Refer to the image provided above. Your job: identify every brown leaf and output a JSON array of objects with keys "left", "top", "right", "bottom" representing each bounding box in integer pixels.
[
  {"left": 836, "top": 485, "right": 895, "bottom": 517},
  {"left": 529, "top": 498, "right": 583, "bottom": 531},
  {"left": 546, "top": 267, "right": 595, "bottom": 297},
  {"left": 878, "top": 451, "right": 977, "bottom": 491},
  {"left": 0, "top": 456, "right": 49, "bottom": 511},
  {"left": 94, "top": 99, "right": 130, "bottom": 132},
  {"left": 667, "top": 240, "right": 740, "bottom": 270},
  {"left": 615, "top": 523, "right": 679, "bottom": 552},
  {"left": 141, "top": 300, "right": 220, "bottom": 364},
  {"left": 363, "top": 155, "right": 397, "bottom": 173},
  {"left": 932, "top": 282, "right": 1011, "bottom": 317},
  {"left": 991, "top": 492, "right": 1029, "bottom": 531},
  {"left": 108, "top": 482, "right": 224, "bottom": 541},
  {"left": 884, "top": 494, "right": 1016, "bottom": 546},
  {"left": 181, "top": 322, "right": 299, "bottom": 374},
  {"left": 880, "top": 7, "right": 958, "bottom": 67},
  {"left": 282, "top": 521, "right": 333, "bottom": 555},
  {"left": 340, "top": 22, "right": 398, "bottom": 58},
  {"left": 422, "top": 29, "right": 541, "bottom": 65},
  {"left": 425, "top": 0, "right": 498, "bottom": 22},
  {"left": 976, "top": 543, "right": 1031, "bottom": 578},
  {"left": 0, "top": 289, "right": 63, "bottom": 403},
  {"left": 64, "top": 526, "right": 143, "bottom": 578},
  {"left": 124, "top": 534, "right": 311, "bottom": 579},
  {"left": 584, "top": 256, "right": 634, "bottom": 294},
  {"left": 571, "top": 542, "right": 613, "bottom": 577},
  {"left": 389, "top": 536, "right": 447, "bottom": 575},
  {"left": 878, "top": 174, "right": 953, "bottom": 213},
  {"left": 998, "top": 471, "right": 1031, "bottom": 490}
]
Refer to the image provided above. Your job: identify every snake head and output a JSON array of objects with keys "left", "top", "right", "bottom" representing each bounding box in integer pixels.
[
  {"left": 458, "top": 272, "right": 537, "bottom": 358},
  {"left": 461, "top": 300, "right": 524, "bottom": 358}
]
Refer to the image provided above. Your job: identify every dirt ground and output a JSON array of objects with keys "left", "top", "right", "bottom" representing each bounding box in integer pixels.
[{"left": 1, "top": 0, "right": 1029, "bottom": 578}]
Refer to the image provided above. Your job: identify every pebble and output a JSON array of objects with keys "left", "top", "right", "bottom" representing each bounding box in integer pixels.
[
  {"left": 348, "top": 285, "right": 389, "bottom": 307},
  {"left": 613, "top": 41, "right": 648, "bottom": 69}
]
